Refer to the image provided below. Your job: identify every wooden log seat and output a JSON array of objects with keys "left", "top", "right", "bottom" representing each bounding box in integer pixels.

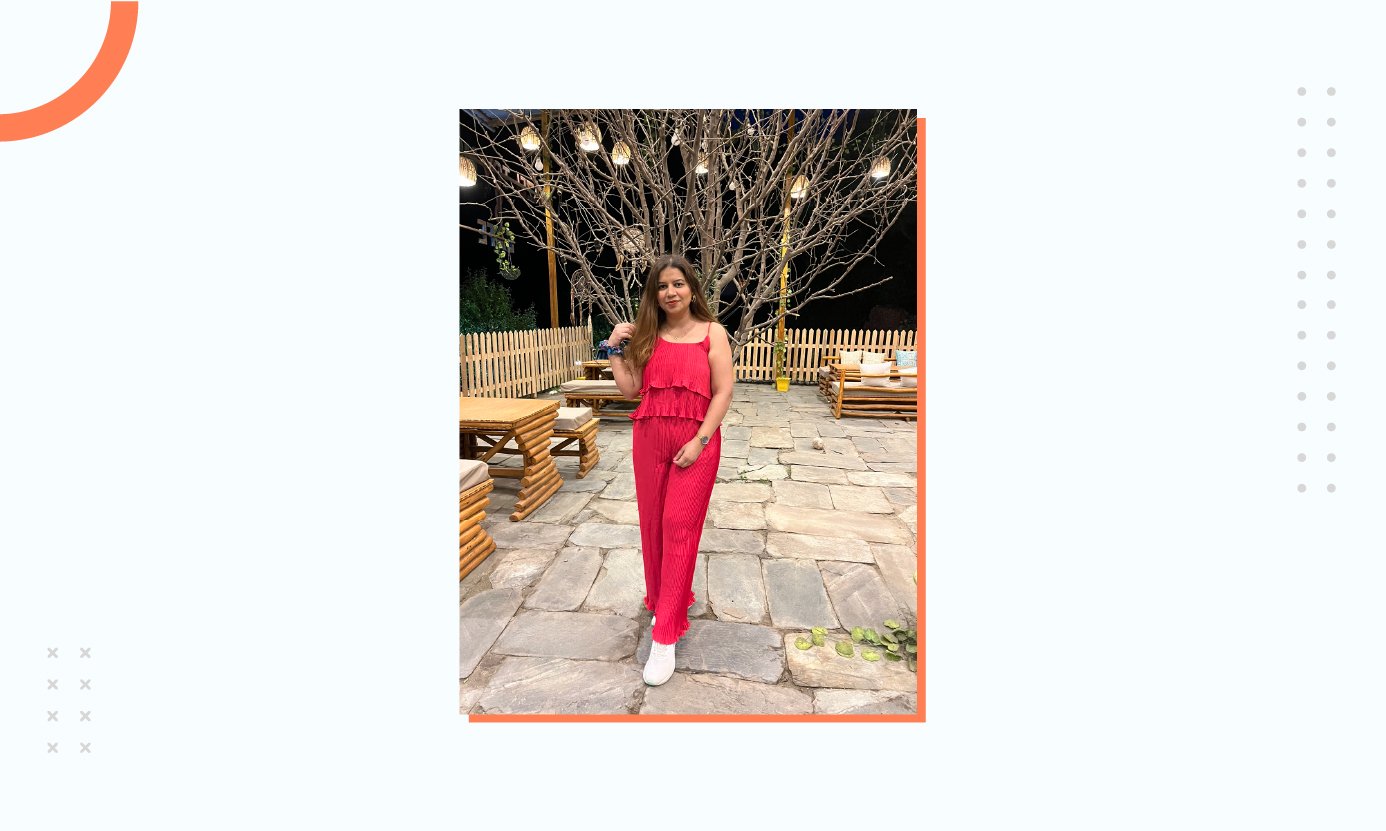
[
  {"left": 551, "top": 405, "right": 600, "bottom": 479},
  {"left": 459, "top": 459, "right": 496, "bottom": 580},
  {"left": 559, "top": 379, "right": 641, "bottom": 420},
  {"left": 831, "top": 365, "right": 918, "bottom": 420}
]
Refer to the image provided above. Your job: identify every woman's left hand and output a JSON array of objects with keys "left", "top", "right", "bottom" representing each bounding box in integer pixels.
[{"left": 672, "top": 438, "right": 703, "bottom": 469}]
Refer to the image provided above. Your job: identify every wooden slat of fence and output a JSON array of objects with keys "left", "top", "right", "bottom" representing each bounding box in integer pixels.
[{"left": 461, "top": 324, "right": 592, "bottom": 398}]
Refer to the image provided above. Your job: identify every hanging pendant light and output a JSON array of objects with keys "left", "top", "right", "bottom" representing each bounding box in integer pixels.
[
  {"left": 870, "top": 156, "right": 892, "bottom": 180},
  {"left": 789, "top": 174, "right": 810, "bottom": 200},
  {"left": 576, "top": 122, "right": 602, "bottom": 152},
  {"left": 518, "top": 125, "right": 541, "bottom": 152},
  {"left": 670, "top": 129, "right": 681, "bottom": 147},
  {"left": 695, "top": 154, "right": 709, "bottom": 175},
  {"left": 611, "top": 141, "right": 632, "bottom": 165},
  {"left": 533, "top": 156, "right": 544, "bottom": 171},
  {"left": 458, "top": 156, "right": 477, "bottom": 187}
]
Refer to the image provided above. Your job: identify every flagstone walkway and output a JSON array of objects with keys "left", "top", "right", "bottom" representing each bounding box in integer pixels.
[{"left": 460, "top": 382, "right": 918, "bottom": 715}]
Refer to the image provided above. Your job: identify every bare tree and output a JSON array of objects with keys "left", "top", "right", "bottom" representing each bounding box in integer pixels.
[{"left": 459, "top": 109, "right": 917, "bottom": 358}]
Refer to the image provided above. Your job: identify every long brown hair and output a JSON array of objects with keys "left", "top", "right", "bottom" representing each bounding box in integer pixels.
[{"left": 627, "top": 254, "right": 716, "bottom": 370}]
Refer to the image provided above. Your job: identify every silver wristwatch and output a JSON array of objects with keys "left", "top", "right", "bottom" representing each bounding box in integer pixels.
[{"left": 698, "top": 435, "right": 710, "bottom": 447}]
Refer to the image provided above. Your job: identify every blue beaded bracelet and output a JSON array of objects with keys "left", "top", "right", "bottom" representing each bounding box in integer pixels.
[{"left": 601, "top": 339, "right": 626, "bottom": 357}]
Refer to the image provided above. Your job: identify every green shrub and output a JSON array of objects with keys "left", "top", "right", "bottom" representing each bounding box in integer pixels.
[{"left": 460, "top": 267, "right": 536, "bottom": 333}]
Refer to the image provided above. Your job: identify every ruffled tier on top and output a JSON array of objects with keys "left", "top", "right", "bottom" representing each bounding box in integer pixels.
[{"left": 630, "top": 385, "right": 711, "bottom": 422}]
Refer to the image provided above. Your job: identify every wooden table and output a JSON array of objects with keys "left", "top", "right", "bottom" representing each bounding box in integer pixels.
[
  {"left": 459, "top": 397, "right": 561, "bottom": 521},
  {"left": 581, "top": 360, "right": 611, "bottom": 380}
]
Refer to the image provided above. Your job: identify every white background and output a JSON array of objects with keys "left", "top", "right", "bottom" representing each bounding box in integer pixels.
[{"left": 3, "top": 2, "right": 1383, "bottom": 827}]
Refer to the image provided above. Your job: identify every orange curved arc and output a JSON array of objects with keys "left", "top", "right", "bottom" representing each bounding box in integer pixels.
[{"left": 0, "top": 2, "right": 139, "bottom": 141}]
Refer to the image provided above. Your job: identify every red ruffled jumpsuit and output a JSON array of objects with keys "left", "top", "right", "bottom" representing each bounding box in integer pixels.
[{"left": 630, "top": 322, "right": 721, "bottom": 645}]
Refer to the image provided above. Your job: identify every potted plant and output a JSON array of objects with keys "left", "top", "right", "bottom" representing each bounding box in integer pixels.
[{"left": 773, "top": 340, "right": 790, "bottom": 391}]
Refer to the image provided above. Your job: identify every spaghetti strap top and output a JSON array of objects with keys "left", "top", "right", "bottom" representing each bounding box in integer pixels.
[{"left": 630, "top": 322, "right": 713, "bottom": 422}]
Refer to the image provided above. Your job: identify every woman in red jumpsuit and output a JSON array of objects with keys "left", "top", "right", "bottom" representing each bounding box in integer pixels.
[{"left": 604, "top": 254, "right": 735, "bottom": 686}]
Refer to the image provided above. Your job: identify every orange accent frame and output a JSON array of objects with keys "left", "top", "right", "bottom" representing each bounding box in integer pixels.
[
  {"left": 0, "top": 2, "right": 139, "bottom": 142},
  {"left": 471, "top": 117, "right": 927, "bottom": 724}
]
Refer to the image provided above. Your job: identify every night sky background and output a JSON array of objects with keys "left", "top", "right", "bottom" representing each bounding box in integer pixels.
[{"left": 459, "top": 111, "right": 917, "bottom": 333}]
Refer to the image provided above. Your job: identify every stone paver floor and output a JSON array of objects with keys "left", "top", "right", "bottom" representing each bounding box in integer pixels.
[{"left": 460, "top": 382, "right": 918, "bottom": 715}]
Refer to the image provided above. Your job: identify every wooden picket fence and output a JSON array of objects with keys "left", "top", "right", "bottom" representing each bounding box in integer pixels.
[
  {"left": 460, "top": 325, "right": 918, "bottom": 395},
  {"left": 460, "top": 324, "right": 593, "bottom": 398},
  {"left": 735, "top": 328, "right": 918, "bottom": 384}
]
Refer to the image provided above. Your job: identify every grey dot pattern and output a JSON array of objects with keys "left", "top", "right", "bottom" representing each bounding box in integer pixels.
[{"left": 1293, "top": 86, "right": 1342, "bottom": 495}]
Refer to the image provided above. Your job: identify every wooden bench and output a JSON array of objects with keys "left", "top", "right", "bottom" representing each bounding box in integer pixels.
[
  {"left": 830, "top": 364, "right": 918, "bottom": 420},
  {"left": 459, "top": 460, "right": 496, "bottom": 580},
  {"left": 559, "top": 379, "right": 641, "bottom": 420},
  {"left": 550, "top": 406, "right": 599, "bottom": 478},
  {"left": 817, "top": 349, "right": 913, "bottom": 398}
]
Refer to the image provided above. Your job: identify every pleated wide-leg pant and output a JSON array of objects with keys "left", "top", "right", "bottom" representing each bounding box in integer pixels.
[{"left": 632, "top": 416, "right": 721, "bottom": 645}]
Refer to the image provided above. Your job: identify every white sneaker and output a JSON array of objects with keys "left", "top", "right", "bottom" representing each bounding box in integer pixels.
[{"left": 643, "top": 641, "right": 676, "bottom": 686}]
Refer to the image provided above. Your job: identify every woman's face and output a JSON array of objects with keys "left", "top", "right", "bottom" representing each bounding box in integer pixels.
[{"left": 656, "top": 267, "right": 693, "bottom": 316}]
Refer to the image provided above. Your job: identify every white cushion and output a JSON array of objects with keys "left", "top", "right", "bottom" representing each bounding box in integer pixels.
[
  {"left": 559, "top": 379, "right": 622, "bottom": 394},
  {"left": 554, "top": 406, "right": 594, "bottom": 431},
  {"left": 861, "top": 351, "right": 886, "bottom": 365},
  {"left": 839, "top": 350, "right": 863, "bottom": 366},
  {"left": 459, "top": 459, "right": 490, "bottom": 491},
  {"left": 898, "top": 367, "right": 917, "bottom": 388},
  {"left": 859, "top": 361, "right": 893, "bottom": 387}
]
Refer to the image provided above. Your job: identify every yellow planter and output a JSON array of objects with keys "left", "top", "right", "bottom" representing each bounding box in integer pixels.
[{"left": 775, "top": 377, "right": 790, "bottom": 392}]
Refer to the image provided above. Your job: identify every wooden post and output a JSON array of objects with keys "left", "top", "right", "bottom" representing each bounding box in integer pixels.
[{"left": 542, "top": 112, "right": 559, "bottom": 329}]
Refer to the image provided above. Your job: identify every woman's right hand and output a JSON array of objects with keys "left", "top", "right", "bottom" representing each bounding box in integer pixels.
[{"left": 607, "top": 322, "right": 635, "bottom": 347}]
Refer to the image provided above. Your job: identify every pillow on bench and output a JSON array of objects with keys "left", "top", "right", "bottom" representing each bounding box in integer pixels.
[
  {"left": 459, "top": 459, "right": 490, "bottom": 491},
  {"left": 554, "top": 406, "right": 594, "bottom": 431},
  {"left": 859, "top": 361, "right": 894, "bottom": 387}
]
